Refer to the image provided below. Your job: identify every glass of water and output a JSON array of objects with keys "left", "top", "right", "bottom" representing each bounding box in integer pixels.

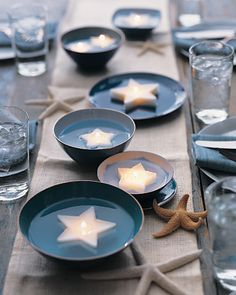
[
  {"left": 189, "top": 41, "right": 234, "bottom": 125},
  {"left": 0, "top": 106, "right": 29, "bottom": 201},
  {"left": 205, "top": 177, "right": 236, "bottom": 291},
  {"left": 8, "top": 3, "right": 48, "bottom": 77}
]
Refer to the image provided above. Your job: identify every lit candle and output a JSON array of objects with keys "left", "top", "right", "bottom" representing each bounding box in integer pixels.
[
  {"left": 67, "top": 41, "right": 92, "bottom": 53},
  {"left": 111, "top": 78, "right": 159, "bottom": 111},
  {"left": 80, "top": 128, "right": 115, "bottom": 148},
  {"left": 90, "top": 34, "right": 114, "bottom": 48},
  {"left": 118, "top": 163, "right": 157, "bottom": 193},
  {"left": 57, "top": 207, "right": 116, "bottom": 248},
  {"left": 126, "top": 13, "right": 151, "bottom": 27}
]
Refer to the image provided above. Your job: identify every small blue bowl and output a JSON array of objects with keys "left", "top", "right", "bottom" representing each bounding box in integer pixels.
[
  {"left": 19, "top": 181, "right": 144, "bottom": 265},
  {"left": 54, "top": 108, "right": 135, "bottom": 166},
  {"left": 61, "top": 26, "right": 124, "bottom": 69},
  {"left": 112, "top": 8, "right": 161, "bottom": 39}
]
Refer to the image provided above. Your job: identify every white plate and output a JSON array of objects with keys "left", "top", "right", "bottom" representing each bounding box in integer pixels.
[{"left": 199, "top": 116, "right": 236, "bottom": 181}]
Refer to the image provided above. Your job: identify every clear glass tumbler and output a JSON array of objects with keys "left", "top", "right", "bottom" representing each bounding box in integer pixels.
[
  {"left": 205, "top": 177, "right": 236, "bottom": 291},
  {"left": 8, "top": 3, "right": 48, "bottom": 77},
  {"left": 0, "top": 106, "right": 29, "bottom": 201},
  {"left": 189, "top": 41, "right": 234, "bottom": 125}
]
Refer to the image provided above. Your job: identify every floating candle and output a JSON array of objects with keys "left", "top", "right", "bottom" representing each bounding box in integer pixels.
[
  {"left": 90, "top": 34, "right": 114, "bottom": 48},
  {"left": 125, "top": 13, "right": 151, "bottom": 27},
  {"left": 118, "top": 163, "right": 157, "bottom": 193},
  {"left": 80, "top": 128, "right": 115, "bottom": 148},
  {"left": 110, "top": 79, "right": 159, "bottom": 111},
  {"left": 67, "top": 41, "right": 92, "bottom": 53},
  {"left": 57, "top": 207, "right": 116, "bottom": 248}
]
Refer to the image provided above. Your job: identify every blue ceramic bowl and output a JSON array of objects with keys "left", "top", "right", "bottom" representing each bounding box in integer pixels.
[
  {"left": 54, "top": 108, "right": 135, "bottom": 165},
  {"left": 112, "top": 8, "right": 161, "bottom": 39},
  {"left": 19, "top": 181, "right": 144, "bottom": 264},
  {"left": 61, "top": 26, "right": 124, "bottom": 69}
]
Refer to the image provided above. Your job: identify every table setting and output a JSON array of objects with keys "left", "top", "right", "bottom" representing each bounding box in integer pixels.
[{"left": 4, "top": 0, "right": 236, "bottom": 294}]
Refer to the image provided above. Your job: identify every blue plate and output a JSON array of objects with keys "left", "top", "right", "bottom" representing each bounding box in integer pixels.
[
  {"left": 19, "top": 181, "right": 144, "bottom": 264},
  {"left": 112, "top": 8, "right": 161, "bottom": 39},
  {"left": 89, "top": 72, "right": 186, "bottom": 121}
]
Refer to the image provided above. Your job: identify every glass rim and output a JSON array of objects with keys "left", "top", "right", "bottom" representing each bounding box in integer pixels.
[
  {"left": 8, "top": 3, "right": 47, "bottom": 18},
  {"left": 205, "top": 176, "right": 236, "bottom": 198},
  {"left": 189, "top": 40, "right": 235, "bottom": 60},
  {"left": 0, "top": 105, "right": 29, "bottom": 122}
]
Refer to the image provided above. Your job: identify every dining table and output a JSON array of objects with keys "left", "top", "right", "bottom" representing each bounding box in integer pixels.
[{"left": 1, "top": 0, "right": 236, "bottom": 294}]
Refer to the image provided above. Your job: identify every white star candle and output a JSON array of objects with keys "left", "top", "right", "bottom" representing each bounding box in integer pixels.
[
  {"left": 80, "top": 128, "right": 115, "bottom": 148},
  {"left": 57, "top": 207, "right": 116, "bottom": 248},
  {"left": 126, "top": 13, "right": 151, "bottom": 27},
  {"left": 67, "top": 41, "right": 92, "bottom": 53},
  {"left": 111, "top": 79, "right": 159, "bottom": 111},
  {"left": 118, "top": 163, "right": 157, "bottom": 193},
  {"left": 90, "top": 34, "right": 114, "bottom": 48}
]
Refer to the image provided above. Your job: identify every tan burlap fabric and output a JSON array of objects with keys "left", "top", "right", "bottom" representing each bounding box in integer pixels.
[{"left": 3, "top": 0, "right": 203, "bottom": 294}]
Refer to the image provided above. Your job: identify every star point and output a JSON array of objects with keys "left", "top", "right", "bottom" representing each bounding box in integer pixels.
[
  {"left": 57, "top": 207, "right": 116, "bottom": 248},
  {"left": 111, "top": 79, "right": 159, "bottom": 111},
  {"left": 118, "top": 163, "right": 157, "bottom": 193},
  {"left": 80, "top": 128, "right": 115, "bottom": 148}
]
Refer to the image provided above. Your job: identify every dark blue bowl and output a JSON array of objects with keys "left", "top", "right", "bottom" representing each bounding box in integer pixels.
[
  {"left": 54, "top": 108, "right": 135, "bottom": 166},
  {"left": 112, "top": 8, "right": 161, "bottom": 39},
  {"left": 61, "top": 26, "right": 124, "bottom": 69},
  {"left": 19, "top": 181, "right": 144, "bottom": 265}
]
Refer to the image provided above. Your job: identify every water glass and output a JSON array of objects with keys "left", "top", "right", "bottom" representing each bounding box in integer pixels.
[
  {"left": 205, "top": 177, "right": 236, "bottom": 291},
  {"left": 176, "top": 0, "right": 203, "bottom": 27},
  {"left": 8, "top": 3, "right": 48, "bottom": 77},
  {"left": 189, "top": 41, "right": 234, "bottom": 125},
  {"left": 0, "top": 106, "right": 29, "bottom": 201}
]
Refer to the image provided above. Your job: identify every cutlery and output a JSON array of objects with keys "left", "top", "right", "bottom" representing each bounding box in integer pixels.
[
  {"left": 195, "top": 140, "right": 236, "bottom": 149},
  {"left": 175, "top": 29, "right": 236, "bottom": 40}
]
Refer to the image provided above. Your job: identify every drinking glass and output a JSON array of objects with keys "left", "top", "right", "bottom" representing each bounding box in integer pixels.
[
  {"left": 0, "top": 106, "right": 29, "bottom": 201},
  {"left": 205, "top": 177, "right": 236, "bottom": 291},
  {"left": 189, "top": 41, "right": 234, "bottom": 125},
  {"left": 8, "top": 3, "right": 48, "bottom": 77}
]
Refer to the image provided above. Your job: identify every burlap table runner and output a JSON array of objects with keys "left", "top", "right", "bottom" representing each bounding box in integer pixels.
[{"left": 3, "top": 0, "right": 204, "bottom": 294}]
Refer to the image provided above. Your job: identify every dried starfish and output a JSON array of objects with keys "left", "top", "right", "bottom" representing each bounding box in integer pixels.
[
  {"left": 25, "top": 85, "right": 86, "bottom": 120},
  {"left": 128, "top": 41, "right": 169, "bottom": 57},
  {"left": 153, "top": 194, "right": 207, "bottom": 238},
  {"left": 82, "top": 242, "right": 202, "bottom": 295}
]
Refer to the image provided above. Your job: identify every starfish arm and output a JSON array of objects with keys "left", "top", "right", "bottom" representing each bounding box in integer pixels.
[
  {"left": 25, "top": 99, "right": 52, "bottom": 106},
  {"left": 156, "top": 249, "right": 202, "bottom": 273},
  {"left": 187, "top": 210, "right": 208, "bottom": 221},
  {"left": 63, "top": 95, "right": 85, "bottom": 104},
  {"left": 134, "top": 267, "right": 153, "bottom": 295},
  {"left": 59, "top": 101, "right": 74, "bottom": 112},
  {"left": 180, "top": 214, "right": 202, "bottom": 230},
  {"left": 153, "top": 199, "right": 175, "bottom": 219},
  {"left": 137, "top": 47, "right": 149, "bottom": 57},
  {"left": 153, "top": 214, "right": 180, "bottom": 238},
  {"left": 177, "top": 194, "right": 189, "bottom": 210},
  {"left": 82, "top": 265, "right": 144, "bottom": 280},
  {"left": 151, "top": 268, "right": 189, "bottom": 295},
  {"left": 38, "top": 102, "right": 60, "bottom": 120},
  {"left": 149, "top": 45, "right": 164, "bottom": 55}
]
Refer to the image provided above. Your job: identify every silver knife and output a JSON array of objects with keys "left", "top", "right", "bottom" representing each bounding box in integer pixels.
[
  {"left": 175, "top": 29, "right": 235, "bottom": 40},
  {"left": 196, "top": 140, "right": 236, "bottom": 149}
]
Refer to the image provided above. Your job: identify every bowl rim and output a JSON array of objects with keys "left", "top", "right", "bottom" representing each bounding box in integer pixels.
[
  {"left": 18, "top": 180, "right": 144, "bottom": 262},
  {"left": 53, "top": 107, "right": 136, "bottom": 151},
  {"left": 61, "top": 26, "right": 125, "bottom": 54}
]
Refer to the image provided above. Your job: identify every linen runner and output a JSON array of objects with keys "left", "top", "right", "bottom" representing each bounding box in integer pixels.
[{"left": 3, "top": 0, "right": 204, "bottom": 294}]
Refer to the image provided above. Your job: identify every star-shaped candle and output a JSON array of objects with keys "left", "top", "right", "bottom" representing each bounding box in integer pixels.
[
  {"left": 57, "top": 207, "right": 116, "bottom": 248},
  {"left": 110, "top": 79, "right": 159, "bottom": 111},
  {"left": 125, "top": 13, "right": 151, "bottom": 27},
  {"left": 118, "top": 163, "right": 157, "bottom": 193},
  {"left": 80, "top": 128, "right": 115, "bottom": 148},
  {"left": 90, "top": 34, "right": 114, "bottom": 48}
]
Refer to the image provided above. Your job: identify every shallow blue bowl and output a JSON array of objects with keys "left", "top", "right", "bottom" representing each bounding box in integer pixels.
[
  {"left": 112, "top": 8, "right": 161, "bottom": 39},
  {"left": 54, "top": 108, "right": 135, "bottom": 166},
  {"left": 19, "top": 181, "right": 144, "bottom": 265},
  {"left": 61, "top": 26, "right": 124, "bottom": 69}
]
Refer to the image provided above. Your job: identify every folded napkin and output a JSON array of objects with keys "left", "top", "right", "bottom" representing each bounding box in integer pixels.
[{"left": 192, "top": 134, "right": 236, "bottom": 173}]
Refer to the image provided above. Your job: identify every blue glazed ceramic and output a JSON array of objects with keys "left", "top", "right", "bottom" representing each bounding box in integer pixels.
[
  {"left": 61, "top": 26, "right": 124, "bottom": 69},
  {"left": 112, "top": 8, "right": 161, "bottom": 39},
  {"left": 54, "top": 108, "right": 135, "bottom": 165},
  {"left": 97, "top": 150, "right": 174, "bottom": 207},
  {"left": 89, "top": 72, "right": 186, "bottom": 120},
  {"left": 19, "top": 181, "right": 144, "bottom": 264}
]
